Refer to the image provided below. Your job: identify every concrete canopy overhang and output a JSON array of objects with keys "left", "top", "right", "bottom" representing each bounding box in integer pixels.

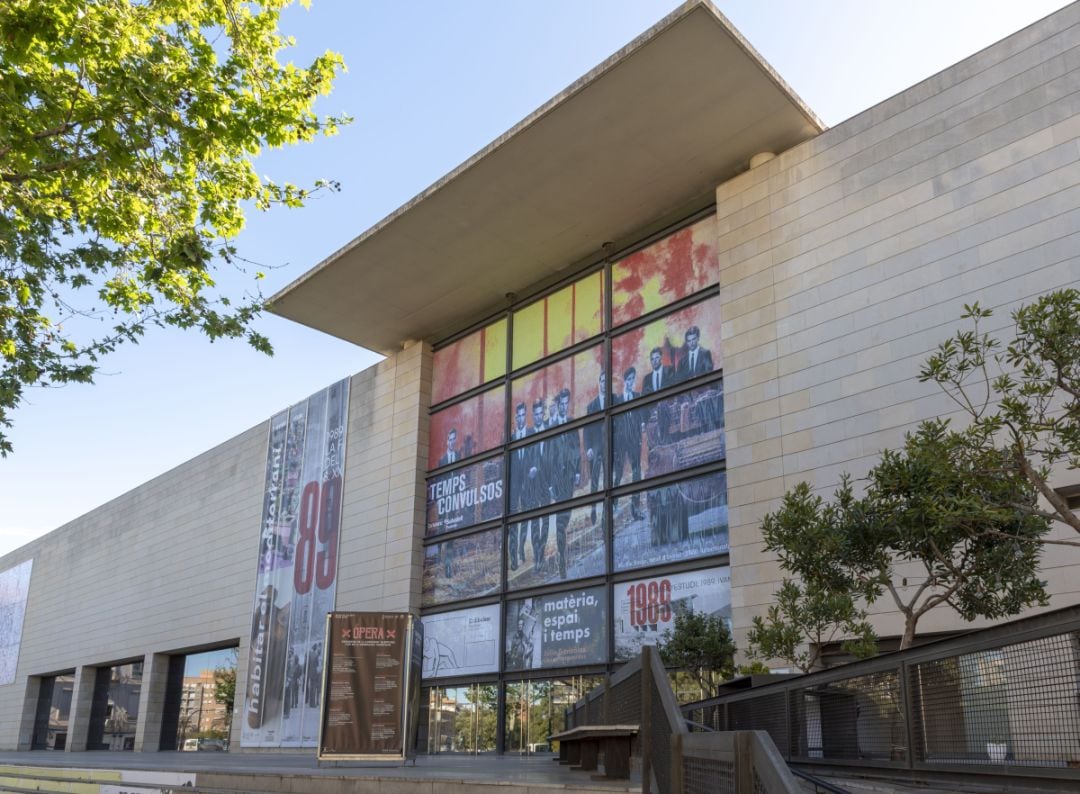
[{"left": 269, "top": 0, "right": 823, "bottom": 355}]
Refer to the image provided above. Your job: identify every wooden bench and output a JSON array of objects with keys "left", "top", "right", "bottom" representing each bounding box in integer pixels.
[{"left": 548, "top": 724, "right": 638, "bottom": 780}]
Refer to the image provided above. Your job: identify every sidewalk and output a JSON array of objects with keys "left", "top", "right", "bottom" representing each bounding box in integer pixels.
[{"left": 0, "top": 751, "right": 637, "bottom": 790}]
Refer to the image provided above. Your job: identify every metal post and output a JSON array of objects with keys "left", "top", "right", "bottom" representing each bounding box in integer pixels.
[
  {"left": 671, "top": 731, "right": 684, "bottom": 793},
  {"left": 641, "top": 647, "right": 653, "bottom": 794},
  {"left": 899, "top": 660, "right": 917, "bottom": 770},
  {"left": 735, "top": 731, "right": 753, "bottom": 794}
]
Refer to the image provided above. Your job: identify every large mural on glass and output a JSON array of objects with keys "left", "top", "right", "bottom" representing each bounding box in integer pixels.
[
  {"left": 512, "top": 271, "right": 604, "bottom": 370},
  {"left": 611, "top": 295, "right": 722, "bottom": 398},
  {"left": 506, "top": 501, "right": 605, "bottom": 591},
  {"left": 242, "top": 378, "right": 350, "bottom": 748},
  {"left": 510, "top": 344, "right": 604, "bottom": 431},
  {"left": 505, "top": 586, "right": 608, "bottom": 671},
  {"left": 613, "top": 471, "right": 728, "bottom": 572},
  {"left": 0, "top": 559, "right": 32, "bottom": 686},
  {"left": 426, "top": 457, "right": 505, "bottom": 538},
  {"left": 428, "top": 386, "right": 506, "bottom": 471},
  {"left": 612, "top": 215, "right": 718, "bottom": 327},
  {"left": 611, "top": 383, "right": 724, "bottom": 504},
  {"left": 422, "top": 529, "right": 501, "bottom": 607},
  {"left": 422, "top": 604, "right": 501, "bottom": 680},
  {"left": 509, "top": 421, "right": 604, "bottom": 516},
  {"left": 614, "top": 566, "right": 730, "bottom": 661},
  {"left": 432, "top": 318, "right": 507, "bottom": 406}
]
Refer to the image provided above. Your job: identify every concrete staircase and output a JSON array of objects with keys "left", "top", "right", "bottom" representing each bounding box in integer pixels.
[{"left": 0, "top": 763, "right": 633, "bottom": 794}]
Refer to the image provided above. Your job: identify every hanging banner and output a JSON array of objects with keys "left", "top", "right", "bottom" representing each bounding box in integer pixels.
[
  {"left": 318, "top": 612, "right": 421, "bottom": 761},
  {"left": 242, "top": 378, "right": 350, "bottom": 748}
]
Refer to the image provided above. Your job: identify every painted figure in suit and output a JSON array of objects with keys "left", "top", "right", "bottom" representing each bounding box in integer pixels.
[
  {"left": 437, "top": 428, "right": 461, "bottom": 467},
  {"left": 508, "top": 402, "right": 531, "bottom": 570},
  {"left": 546, "top": 388, "right": 580, "bottom": 578},
  {"left": 524, "top": 398, "right": 550, "bottom": 570},
  {"left": 613, "top": 367, "right": 644, "bottom": 520},
  {"left": 675, "top": 325, "right": 714, "bottom": 383},
  {"left": 642, "top": 347, "right": 675, "bottom": 395},
  {"left": 642, "top": 346, "right": 677, "bottom": 440},
  {"left": 584, "top": 371, "right": 607, "bottom": 524}
]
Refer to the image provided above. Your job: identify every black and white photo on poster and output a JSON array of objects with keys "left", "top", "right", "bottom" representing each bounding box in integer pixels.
[
  {"left": 505, "top": 502, "right": 605, "bottom": 591},
  {"left": 612, "top": 471, "right": 728, "bottom": 572},
  {"left": 611, "top": 383, "right": 724, "bottom": 491},
  {"left": 504, "top": 586, "right": 607, "bottom": 671},
  {"left": 613, "top": 566, "right": 730, "bottom": 661},
  {"left": 421, "top": 604, "right": 500, "bottom": 680},
  {"left": 509, "top": 421, "right": 604, "bottom": 519},
  {"left": 422, "top": 529, "right": 501, "bottom": 607},
  {"left": 242, "top": 378, "right": 350, "bottom": 749},
  {"left": 426, "top": 457, "right": 504, "bottom": 538}
]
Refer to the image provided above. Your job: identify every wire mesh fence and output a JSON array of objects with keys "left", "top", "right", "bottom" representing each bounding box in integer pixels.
[{"left": 681, "top": 605, "right": 1080, "bottom": 784}]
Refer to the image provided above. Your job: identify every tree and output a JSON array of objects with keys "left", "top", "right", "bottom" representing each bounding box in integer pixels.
[
  {"left": 658, "top": 611, "right": 735, "bottom": 698},
  {"left": 746, "top": 578, "right": 877, "bottom": 673},
  {"left": 214, "top": 651, "right": 237, "bottom": 715},
  {"left": 760, "top": 420, "right": 1050, "bottom": 651},
  {"left": 0, "top": 0, "right": 348, "bottom": 454},
  {"left": 920, "top": 292, "right": 1080, "bottom": 538}
]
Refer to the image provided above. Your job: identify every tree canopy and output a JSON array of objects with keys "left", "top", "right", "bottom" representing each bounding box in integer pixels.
[
  {"left": 920, "top": 292, "right": 1080, "bottom": 538},
  {"left": 759, "top": 420, "right": 1050, "bottom": 652},
  {"left": 0, "top": 0, "right": 348, "bottom": 454},
  {"left": 658, "top": 611, "right": 736, "bottom": 698},
  {"left": 746, "top": 577, "right": 877, "bottom": 673},
  {"left": 753, "top": 291, "right": 1078, "bottom": 660}
]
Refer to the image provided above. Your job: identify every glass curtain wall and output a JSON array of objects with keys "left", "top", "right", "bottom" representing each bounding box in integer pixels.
[
  {"left": 504, "top": 676, "right": 604, "bottom": 754},
  {"left": 422, "top": 212, "right": 729, "bottom": 754},
  {"left": 30, "top": 673, "right": 74, "bottom": 750},
  {"left": 167, "top": 648, "right": 237, "bottom": 751},
  {"left": 424, "top": 683, "right": 498, "bottom": 754},
  {"left": 87, "top": 662, "right": 143, "bottom": 751}
]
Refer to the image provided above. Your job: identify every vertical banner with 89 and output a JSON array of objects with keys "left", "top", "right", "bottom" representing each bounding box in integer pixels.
[{"left": 242, "top": 378, "right": 350, "bottom": 748}]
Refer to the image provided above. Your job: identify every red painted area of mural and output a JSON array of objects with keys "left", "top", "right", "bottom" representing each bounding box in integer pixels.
[
  {"left": 428, "top": 386, "right": 506, "bottom": 470},
  {"left": 612, "top": 296, "right": 722, "bottom": 391},
  {"left": 511, "top": 345, "right": 605, "bottom": 426},
  {"left": 612, "top": 216, "right": 718, "bottom": 328},
  {"left": 432, "top": 319, "right": 507, "bottom": 406}
]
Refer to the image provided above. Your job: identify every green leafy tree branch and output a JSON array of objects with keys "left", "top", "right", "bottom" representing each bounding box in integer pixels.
[
  {"left": 0, "top": 0, "right": 350, "bottom": 454},
  {"left": 920, "top": 291, "right": 1080, "bottom": 540},
  {"left": 658, "top": 611, "right": 736, "bottom": 699},
  {"left": 758, "top": 420, "right": 1050, "bottom": 652}
]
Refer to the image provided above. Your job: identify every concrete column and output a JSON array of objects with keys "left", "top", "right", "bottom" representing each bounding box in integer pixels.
[
  {"left": 66, "top": 666, "right": 98, "bottom": 752},
  {"left": 134, "top": 652, "right": 170, "bottom": 752},
  {"left": 15, "top": 676, "right": 42, "bottom": 750},
  {"left": 381, "top": 340, "right": 431, "bottom": 613}
]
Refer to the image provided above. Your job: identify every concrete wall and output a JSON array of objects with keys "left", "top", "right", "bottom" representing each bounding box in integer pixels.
[
  {"left": 0, "top": 342, "right": 430, "bottom": 751},
  {"left": 717, "top": 4, "right": 1080, "bottom": 652}
]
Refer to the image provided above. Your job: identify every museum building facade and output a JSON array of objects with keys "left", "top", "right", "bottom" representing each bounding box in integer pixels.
[{"left": 1, "top": 0, "right": 1079, "bottom": 756}]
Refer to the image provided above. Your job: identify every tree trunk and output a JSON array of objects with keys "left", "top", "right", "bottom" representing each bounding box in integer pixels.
[{"left": 899, "top": 615, "right": 918, "bottom": 650}]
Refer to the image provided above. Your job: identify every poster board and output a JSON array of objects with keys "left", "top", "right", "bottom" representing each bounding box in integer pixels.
[{"left": 317, "top": 612, "right": 421, "bottom": 761}]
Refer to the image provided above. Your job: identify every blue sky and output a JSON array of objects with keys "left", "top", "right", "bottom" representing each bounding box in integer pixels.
[{"left": 0, "top": 0, "right": 1071, "bottom": 558}]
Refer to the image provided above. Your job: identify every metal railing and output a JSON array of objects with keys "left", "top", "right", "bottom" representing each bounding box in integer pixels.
[
  {"left": 681, "top": 604, "right": 1080, "bottom": 788},
  {"left": 566, "top": 646, "right": 801, "bottom": 793}
]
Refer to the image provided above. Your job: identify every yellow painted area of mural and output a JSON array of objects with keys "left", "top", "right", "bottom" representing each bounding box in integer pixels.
[
  {"left": 573, "top": 271, "right": 604, "bottom": 339},
  {"left": 483, "top": 317, "right": 508, "bottom": 380},
  {"left": 546, "top": 284, "right": 574, "bottom": 353},
  {"left": 640, "top": 315, "right": 676, "bottom": 351},
  {"left": 618, "top": 272, "right": 666, "bottom": 320},
  {"left": 0, "top": 765, "right": 120, "bottom": 794},
  {"left": 512, "top": 299, "right": 546, "bottom": 370}
]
